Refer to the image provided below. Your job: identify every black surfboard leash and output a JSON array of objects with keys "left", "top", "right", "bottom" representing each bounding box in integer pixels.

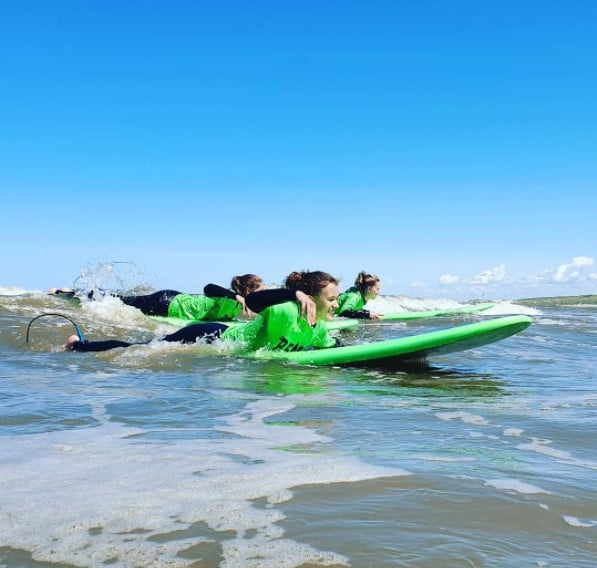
[{"left": 26, "top": 313, "right": 86, "bottom": 344}]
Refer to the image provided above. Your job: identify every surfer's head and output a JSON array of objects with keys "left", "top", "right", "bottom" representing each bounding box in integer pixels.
[
  {"left": 354, "top": 271, "right": 380, "bottom": 300},
  {"left": 284, "top": 270, "right": 340, "bottom": 321},
  {"left": 230, "top": 274, "right": 264, "bottom": 297}
]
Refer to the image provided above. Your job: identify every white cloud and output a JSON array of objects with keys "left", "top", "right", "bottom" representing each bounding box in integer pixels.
[
  {"left": 472, "top": 264, "right": 507, "bottom": 285},
  {"left": 439, "top": 274, "right": 459, "bottom": 285},
  {"left": 571, "top": 256, "right": 594, "bottom": 268},
  {"left": 552, "top": 256, "right": 595, "bottom": 283},
  {"left": 410, "top": 281, "right": 427, "bottom": 288},
  {"left": 425, "top": 255, "right": 595, "bottom": 300}
]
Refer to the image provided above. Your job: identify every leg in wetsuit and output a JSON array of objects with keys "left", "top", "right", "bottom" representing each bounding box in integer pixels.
[
  {"left": 117, "top": 290, "right": 182, "bottom": 316},
  {"left": 161, "top": 323, "right": 228, "bottom": 344},
  {"left": 69, "top": 323, "right": 229, "bottom": 352}
]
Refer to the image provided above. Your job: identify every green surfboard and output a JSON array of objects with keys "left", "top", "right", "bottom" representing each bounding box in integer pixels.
[
  {"left": 376, "top": 302, "right": 495, "bottom": 322},
  {"left": 241, "top": 315, "right": 531, "bottom": 368}
]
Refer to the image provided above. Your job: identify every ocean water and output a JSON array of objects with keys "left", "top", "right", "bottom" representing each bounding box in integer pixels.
[{"left": 0, "top": 285, "right": 595, "bottom": 567}]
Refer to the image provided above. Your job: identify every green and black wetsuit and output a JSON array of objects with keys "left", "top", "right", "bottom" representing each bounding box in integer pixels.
[
  {"left": 223, "top": 289, "right": 337, "bottom": 352},
  {"left": 118, "top": 284, "right": 242, "bottom": 320},
  {"left": 335, "top": 287, "right": 371, "bottom": 319},
  {"left": 71, "top": 289, "right": 337, "bottom": 353}
]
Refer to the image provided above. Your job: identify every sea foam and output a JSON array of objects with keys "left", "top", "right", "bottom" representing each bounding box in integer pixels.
[
  {"left": 0, "top": 399, "right": 409, "bottom": 567},
  {"left": 485, "top": 478, "right": 550, "bottom": 494}
]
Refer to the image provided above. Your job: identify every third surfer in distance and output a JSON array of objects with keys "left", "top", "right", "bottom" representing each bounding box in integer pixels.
[{"left": 336, "top": 271, "right": 382, "bottom": 319}]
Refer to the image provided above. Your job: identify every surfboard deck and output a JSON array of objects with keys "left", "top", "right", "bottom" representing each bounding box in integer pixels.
[{"left": 241, "top": 315, "right": 531, "bottom": 368}]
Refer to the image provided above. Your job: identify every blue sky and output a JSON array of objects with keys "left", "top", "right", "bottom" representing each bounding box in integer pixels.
[{"left": 1, "top": 0, "right": 595, "bottom": 300}]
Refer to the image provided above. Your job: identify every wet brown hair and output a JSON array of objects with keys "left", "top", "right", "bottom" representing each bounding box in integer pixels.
[
  {"left": 230, "top": 274, "right": 264, "bottom": 297},
  {"left": 284, "top": 270, "right": 339, "bottom": 297},
  {"left": 354, "top": 271, "right": 380, "bottom": 295}
]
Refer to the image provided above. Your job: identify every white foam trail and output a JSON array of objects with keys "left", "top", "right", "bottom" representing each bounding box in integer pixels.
[
  {"left": 368, "top": 295, "right": 540, "bottom": 316},
  {"left": 516, "top": 440, "right": 572, "bottom": 460},
  {"left": 562, "top": 516, "right": 596, "bottom": 528},
  {"left": 368, "top": 295, "right": 465, "bottom": 313},
  {"left": 485, "top": 478, "right": 550, "bottom": 494},
  {"left": 435, "top": 411, "right": 490, "bottom": 426},
  {"left": 0, "top": 399, "right": 408, "bottom": 567},
  {"left": 503, "top": 428, "right": 524, "bottom": 437},
  {"left": 0, "top": 285, "right": 42, "bottom": 295},
  {"left": 81, "top": 294, "right": 155, "bottom": 329},
  {"left": 483, "top": 301, "right": 541, "bottom": 316},
  {"left": 417, "top": 455, "right": 476, "bottom": 462}
]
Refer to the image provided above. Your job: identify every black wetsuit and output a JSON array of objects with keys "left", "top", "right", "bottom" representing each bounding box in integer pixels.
[
  {"left": 118, "top": 289, "right": 181, "bottom": 316},
  {"left": 117, "top": 284, "right": 237, "bottom": 316},
  {"left": 71, "top": 323, "right": 229, "bottom": 352}
]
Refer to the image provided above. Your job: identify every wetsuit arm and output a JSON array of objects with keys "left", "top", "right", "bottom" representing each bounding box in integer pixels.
[
  {"left": 338, "top": 309, "right": 371, "bottom": 319},
  {"left": 245, "top": 289, "right": 297, "bottom": 313},
  {"left": 203, "top": 283, "right": 238, "bottom": 300}
]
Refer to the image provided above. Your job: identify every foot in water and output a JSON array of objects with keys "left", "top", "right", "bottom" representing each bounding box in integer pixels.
[
  {"left": 48, "top": 287, "right": 76, "bottom": 297},
  {"left": 48, "top": 287, "right": 99, "bottom": 300},
  {"left": 63, "top": 334, "right": 81, "bottom": 350}
]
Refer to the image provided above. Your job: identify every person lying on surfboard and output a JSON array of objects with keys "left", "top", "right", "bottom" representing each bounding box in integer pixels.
[
  {"left": 50, "top": 274, "right": 264, "bottom": 321},
  {"left": 61, "top": 270, "right": 342, "bottom": 353},
  {"left": 117, "top": 274, "right": 264, "bottom": 320},
  {"left": 335, "top": 271, "right": 382, "bottom": 319}
]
